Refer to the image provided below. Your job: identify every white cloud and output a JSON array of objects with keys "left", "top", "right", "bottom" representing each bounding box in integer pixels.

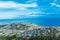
[
  {"left": 0, "top": 1, "right": 16, "bottom": 8},
  {"left": 25, "top": 11, "right": 42, "bottom": 17},
  {"left": 0, "top": 12, "right": 20, "bottom": 19},
  {"left": 0, "top": 1, "right": 37, "bottom": 10},
  {"left": 27, "top": 0, "right": 37, "bottom": 3},
  {"left": 0, "top": 1, "right": 38, "bottom": 19},
  {"left": 50, "top": 2, "right": 60, "bottom": 7},
  {"left": 55, "top": 4, "right": 60, "bottom": 7},
  {"left": 50, "top": 3, "right": 56, "bottom": 6},
  {"left": 0, "top": 10, "right": 41, "bottom": 19}
]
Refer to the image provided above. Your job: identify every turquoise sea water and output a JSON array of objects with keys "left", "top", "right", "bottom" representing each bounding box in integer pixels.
[{"left": 0, "top": 18, "right": 60, "bottom": 26}]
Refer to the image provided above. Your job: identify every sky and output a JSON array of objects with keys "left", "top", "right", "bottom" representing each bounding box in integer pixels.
[{"left": 0, "top": 0, "right": 60, "bottom": 19}]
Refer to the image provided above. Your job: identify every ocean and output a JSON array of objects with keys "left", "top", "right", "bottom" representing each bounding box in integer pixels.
[{"left": 0, "top": 17, "right": 60, "bottom": 26}]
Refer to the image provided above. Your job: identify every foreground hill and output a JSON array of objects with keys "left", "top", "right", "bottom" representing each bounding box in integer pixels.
[
  {"left": 0, "top": 22, "right": 40, "bottom": 37},
  {"left": 0, "top": 22, "right": 60, "bottom": 38}
]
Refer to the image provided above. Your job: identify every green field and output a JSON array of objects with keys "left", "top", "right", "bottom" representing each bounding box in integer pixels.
[{"left": 0, "top": 35, "right": 60, "bottom": 40}]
